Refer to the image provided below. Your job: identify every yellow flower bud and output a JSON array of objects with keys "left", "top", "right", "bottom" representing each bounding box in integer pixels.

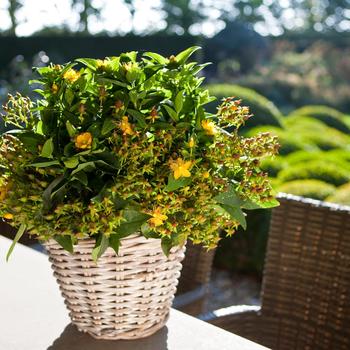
[
  {"left": 120, "top": 116, "right": 134, "bottom": 136},
  {"left": 201, "top": 120, "right": 217, "bottom": 136},
  {"left": 203, "top": 171, "right": 210, "bottom": 179},
  {"left": 51, "top": 83, "right": 59, "bottom": 94},
  {"left": 63, "top": 68, "right": 80, "bottom": 83},
  {"left": 188, "top": 137, "right": 195, "bottom": 148},
  {"left": 3, "top": 213, "right": 13, "bottom": 220},
  {"left": 75, "top": 132, "right": 93, "bottom": 150}
]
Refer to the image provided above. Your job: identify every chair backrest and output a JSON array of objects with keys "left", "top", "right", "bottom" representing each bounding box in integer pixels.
[{"left": 261, "top": 194, "right": 350, "bottom": 339}]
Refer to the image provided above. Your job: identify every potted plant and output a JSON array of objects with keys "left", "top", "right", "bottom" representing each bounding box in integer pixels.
[{"left": 0, "top": 46, "right": 279, "bottom": 340}]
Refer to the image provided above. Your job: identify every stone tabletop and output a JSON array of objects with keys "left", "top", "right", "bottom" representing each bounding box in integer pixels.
[{"left": 0, "top": 236, "right": 268, "bottom": 350}]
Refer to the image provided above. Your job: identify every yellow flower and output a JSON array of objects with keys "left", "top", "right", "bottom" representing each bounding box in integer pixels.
[
  {"left": 120, "top": 116, "right": 134, "bottom": 135},
  {"left": 75, "top": 132, "right": 93, "bottom": 150},
  {"left": 97, "top": 59, "right": 108, "bottom": 69},
  {"left": 3, "top": 213, "right": 13, "bottom": 220},
  {"left": 147, "top": 107, "right": 159, "bottom": 123},
  {"left": 201, "top": 120, "right": 217, "bottom": 136},
  {"left": 188, "top": 137, "right": 195, "bottom": 148},
  {"left": 203, "top": 171, "right": 210, "bottom": 179},
  {"left": 148, "top": 208, "right": 168, "bottom": 227},
  {"left": 170, "top": 158, "right": 192, "bottom": 180},
  {"left": 63, "top": 68, "right": 81, "bottom": 83},
  {"left": 51, "top": 83, "right": 59, "bottom": 94}
]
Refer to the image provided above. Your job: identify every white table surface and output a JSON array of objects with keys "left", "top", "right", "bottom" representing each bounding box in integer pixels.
[{"left": 0, "top": 236, "right": 268, "bottom": 350}]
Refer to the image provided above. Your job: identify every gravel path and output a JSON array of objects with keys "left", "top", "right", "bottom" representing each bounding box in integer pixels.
[{"left": 206, "top": 268, "right": 261, "bottom": 312}]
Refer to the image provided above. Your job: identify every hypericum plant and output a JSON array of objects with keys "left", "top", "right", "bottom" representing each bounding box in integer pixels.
[{"left": 0, "top": 47, "right": 279, "bottom": 260}]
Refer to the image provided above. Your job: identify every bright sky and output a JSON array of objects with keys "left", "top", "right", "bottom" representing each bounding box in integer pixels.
[
  {"left": 0, "top": 0, "right": 227, "bottom": 37},
  {"left": 2, "top": 0, "right": 345, "bottom": 37}
]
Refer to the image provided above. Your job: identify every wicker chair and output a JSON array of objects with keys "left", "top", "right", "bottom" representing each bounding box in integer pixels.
[
  {"left": 203, "top": 194, "right": 350, "bottom": 349},
  {"left": 174, "top": 241, "right": 216, "bottom": 315}
]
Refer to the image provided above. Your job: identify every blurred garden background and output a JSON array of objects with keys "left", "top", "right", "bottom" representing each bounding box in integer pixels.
[{"left": 1, "top": 0, "right": 350, "bottom": 307}]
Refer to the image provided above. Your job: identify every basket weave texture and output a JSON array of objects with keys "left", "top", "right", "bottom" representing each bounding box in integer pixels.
[{"left": 45, "top": 234, "right": 186, "bottom": 340}]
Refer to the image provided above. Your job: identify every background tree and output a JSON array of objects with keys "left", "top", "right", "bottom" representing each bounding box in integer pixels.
[
  {"left": 8, "top": 0, "right": 22, "bottom": 36},
  {"left": 71, "top": 0, "right": 101, "bottom": 34}
]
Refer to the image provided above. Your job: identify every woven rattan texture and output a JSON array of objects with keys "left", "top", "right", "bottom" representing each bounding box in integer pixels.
[
  {"left": 45, "top": 234, "right": 185, "bottom": 340},
  {"left": 210, "top": 194, "right": 350, "bottom": 349}
]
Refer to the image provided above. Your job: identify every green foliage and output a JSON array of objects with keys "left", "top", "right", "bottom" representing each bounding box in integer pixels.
[
  {"left": 0, "top": 47, "right": 278, "bottom": 259},
  {"left": 283, "top": 116, "right": 350, "bottom": 150},
  {"left": 285, "top": 150, "right": 350, "bottom": 169},
  {"left": 278, "top": 179, "right": 336, "bottom": 201},
  {"left": 278, "top": 160, "right": 350, "bottom": 186},
  {"left": 288, "top": 105, "right": 350, "bottom": 133},
  {"left": 326, "top": 183, "right": 350, "bottom": 206},
  {"left": 206, "top": 84, "right": 283, "bottom": 128}
]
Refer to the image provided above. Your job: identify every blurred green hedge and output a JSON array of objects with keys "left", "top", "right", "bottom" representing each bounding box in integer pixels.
[
  {"left": 326, "top": 183, "right": 350, "bottom": 206},
  {"left": 288, "top": 105, "right": 350, "bottom": 133},
  {"left": 278, "top": 179, "right": 336, "bottom": 200},
  {"left": 277, "top": 160, "right": 350, "bottom": 186}
]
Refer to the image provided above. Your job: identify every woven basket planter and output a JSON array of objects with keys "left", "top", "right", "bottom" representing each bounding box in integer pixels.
[{"left": 45, "top": 234, "right": 186, "bottom": 340}]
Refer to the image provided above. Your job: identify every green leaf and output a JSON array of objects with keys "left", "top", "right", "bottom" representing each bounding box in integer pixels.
[
  {"left": 66, "top": 121, "right": 77, "bottom": 137},
  {"left": 40, "top": 138, "right": 54, "bottom": 158},
  {"left": 165, "top": 174, "right": 191, "bottom": 192},
  {"left": 16, "top": 132, "right": 44, "bottom": 153},
  {"left": 6, "top": 223, "right": 26, "bottom": 261},
  {"left": 65, "top": 89, "right": 74, "bottom": 105},
  {"left": 214, "top": 185, "right": 241, "bottom": 207},
  {"left": 63, "top": 157, "right": 79, "bottom": 169},
  {"left": 101, "top": 118, "right": 115, "bottom": 135},
  {"left": 252, "top": 198, "right": 280, "bottom": 209},
  {"left": 71, "top": 162, "right": 95, "bottom": 175},
  {"left": 29, "top": 160, "right": 60, "bottom": 168},
  {"left": 36, "top": 121, "right": 44, "bottom": 135},
  {"left": 129, "top": 90, "right": 138, "bottom": 105},
  {"left": 109, "top": 234, "right": 120, "bottom": 255},
  {"left": 75, "top": 58, "right": 98, "bottom": 70},
  {"left": 54, "top": 235, "right": 74, "bottom": 253},
  {"left": 143, "top": 52, "right": 167, "bottom": 64},
  {"left": 220, "top": 204, "right": 247, "bottom": 230},
  {"left": 175, "top": 46, "right": 201, "bottom": 64},
  {"left": 96, "top": 77, "right": 128, "bottom": 88},
  {"left": 115, "top": 209, "right": 151, "bottom": 236},
  {"left": 163, "top": 105, "right": 178, "bottom": 122},
  {"left": 71, "top": 172, "right": 88, "bottom": 186},
  {"left": 42, "top": 175, "right": 65, "bottom": 211},
  {"left": 127, "top": 109, "right": 147, "bottom": 127},
  {"left": 92, "top": 234, "right": 109, "bottom": 262},
  {"left": 175, "top": 91, "right": 184, "bottom": 114},
  {"left": 161, "top": 236, "right": 173, "bottom": 257}
]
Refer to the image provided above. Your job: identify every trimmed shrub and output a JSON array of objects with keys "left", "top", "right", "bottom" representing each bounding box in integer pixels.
[
  {"left": 260, "top": 156, "right": 285, "bottom": 178},
  {"left": 288, "top": 105, "right": 350, "bottom": 133},
  {"left": 284, "top": 116, "right": 350, "bottom": 150},
  {"left": 206, "top": 84, "right": 282, "bottom": 128},
  {"left": 326, "top": 183, "right": 350, "bottom": 206},
  {"left": 278, "top": 179, "right": 336, "bottom": 200},
  {"left": 285, "top": 150, "right": 350, "bottom": 170},
  {"left": 278, "top": 160, "right": 350, "bottom": 186}
]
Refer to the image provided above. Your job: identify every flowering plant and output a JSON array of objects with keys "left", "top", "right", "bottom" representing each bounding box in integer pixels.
[{"left": 0, "top": 47, "right": 279, "bottom": 261}]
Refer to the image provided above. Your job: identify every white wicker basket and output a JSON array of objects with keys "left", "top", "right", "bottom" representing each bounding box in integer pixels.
[{"left": 45, "top": 234, "right": 186, "bottom": 340}]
